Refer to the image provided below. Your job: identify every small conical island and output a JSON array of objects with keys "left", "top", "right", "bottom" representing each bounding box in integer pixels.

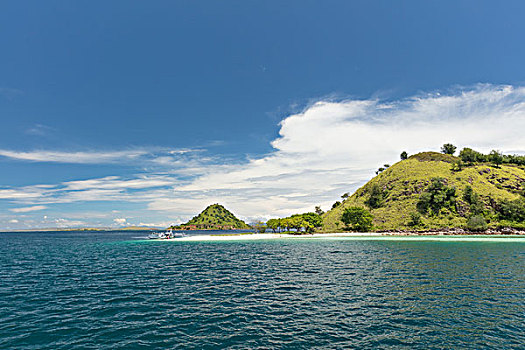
[{"left": 171, "top": 204, "right": 251, "bottom": 230}]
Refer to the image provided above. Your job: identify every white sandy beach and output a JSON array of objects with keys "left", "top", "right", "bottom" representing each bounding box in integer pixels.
[
  {"left": 157, "top": 232, "right": 525, "bottom": 242},
  {"left": 172, "top": 232, "right": 380, "bottom": 242}
]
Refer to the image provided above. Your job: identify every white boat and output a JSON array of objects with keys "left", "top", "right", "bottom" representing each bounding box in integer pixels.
[{"left": 148, "top": 229, "right": 186, "bottom": 239}]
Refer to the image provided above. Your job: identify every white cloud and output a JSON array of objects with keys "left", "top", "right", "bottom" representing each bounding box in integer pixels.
[
  {"left": 54, "top": 218, "right": 86, "bottom": 228},
  {"left": 9, "top": 205, "right": 47, "bottom": 213},
  {"left": 9, "top": 219, "right": 19, "bottom": 223},
  {"left": 25, "top": 124, "right": 56, "bottom": 136},
  {"left": 0, "top": 149, "right": 149, "bottom": 164},
  {"left": 113, "top": 218, "right": 127, "bottom": 225},
  {"left": 0, "top": 188, "right": 47, "bottom": 200},
  {"left": 0, "top": 148, "right": 205, "bottom": 165}
]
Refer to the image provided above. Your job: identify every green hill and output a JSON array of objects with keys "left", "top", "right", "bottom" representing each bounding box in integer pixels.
[
  {"left": 322, "top": 152, "right": 525, "bottom": 232},
  {"left": 173, "top": 204, "right": 251, "bottom": 230}
]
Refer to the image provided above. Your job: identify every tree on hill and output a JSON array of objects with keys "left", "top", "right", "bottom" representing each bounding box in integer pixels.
[
  {"left": 332, "top": 201, "right": 341, "bottom": 209},
  {"left": 441, "top": 143, "right": 457, "bottom": 155},
  {"left": 489, "top": 150, "right": 503, "bottom": 168},
  {"left": 315, "top": 206, "right": 324, "bottom": 215},
  {"left": 365, "top": 183, "right": 387, "bottom": 209},
  {"left": 417, "top": 178, "right": 457, "bottom": 215},
  {"left": 400, "top": 151, "right": 408, "bottom": 160},
  {"left": 459, "top": 147, "right": 486, "bottom": 163},
  {"left": 341, "top": 192, "right": 350, "bottom": 200},
  {"left": 463, "top": 185, "right": 485, "bottom": 216},
  {"left": 375, "top": 164, "right": 390, "bottom": 175},
  {"left": 408, "top": 212, "right": 422, "bottom": 227},
  {"left": 497, "top": 198, "right": 525, "bottom": 222},
  {"left": 341, "top": 207, "right": 373, "bottom": 232}
]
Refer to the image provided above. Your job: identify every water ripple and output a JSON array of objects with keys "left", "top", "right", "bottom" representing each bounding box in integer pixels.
[{"left": 0, "top": 231, "right": 523, "bottom": 349}]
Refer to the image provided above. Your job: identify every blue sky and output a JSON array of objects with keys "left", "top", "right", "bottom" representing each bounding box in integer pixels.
[{"left": 2, "top": 1, "right": 525, "bottom": 229}]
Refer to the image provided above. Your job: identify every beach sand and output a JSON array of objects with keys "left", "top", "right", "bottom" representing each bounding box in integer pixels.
[{"left": 157, "top": 232, "right": 525, "bottom": 242}]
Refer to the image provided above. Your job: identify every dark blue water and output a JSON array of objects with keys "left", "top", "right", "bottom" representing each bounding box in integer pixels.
[{"left": 1, "top": 231, "right": 524, "bottom": 349}]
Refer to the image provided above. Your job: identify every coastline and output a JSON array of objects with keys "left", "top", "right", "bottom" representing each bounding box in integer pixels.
[{"left": 158, "top": 231, "right": 525, "bottom": 242}]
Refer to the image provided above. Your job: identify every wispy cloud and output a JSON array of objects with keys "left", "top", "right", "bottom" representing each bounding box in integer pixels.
[
  {"left": 0, "top": 148, "right": 205, "bottom": 165},
  {"left": 9, "top": 205, "right": 47, "bottom": 213},
  {"left": 2, "top": 84, "right": 525, "bottom": 228},
  {"left": 0, "top": 87, "right": 23, "bottom": 100},
  {"left": 0, "top": 149, "right": 150, "bottom": 164},
  {"left": 25, "top": 124, "right": 56, "bottom": 136}
]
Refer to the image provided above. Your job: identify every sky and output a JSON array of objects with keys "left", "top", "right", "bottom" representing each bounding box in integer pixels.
[{"left": 1, "top": 1, "right": 525, "bottom": 229}]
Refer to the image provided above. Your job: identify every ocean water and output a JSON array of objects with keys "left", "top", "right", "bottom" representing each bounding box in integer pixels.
[{"left": 0, "top": 231, "right": 523, "bottom": 349}]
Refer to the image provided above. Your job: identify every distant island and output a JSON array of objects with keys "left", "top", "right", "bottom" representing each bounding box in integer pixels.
[{"left": 170, "top": 204, "right": 251, "bottom": 230}]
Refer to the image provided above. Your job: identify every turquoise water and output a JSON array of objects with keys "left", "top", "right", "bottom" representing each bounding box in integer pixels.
[{"left": 1, "top": 231, "right": 524, "bottom": 349}]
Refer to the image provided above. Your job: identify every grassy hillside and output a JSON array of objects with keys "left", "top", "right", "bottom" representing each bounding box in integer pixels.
[
  {"left": 173, "top": 204, "right": 251, "bottom": 230},
  {"left": 322, "top": 152, "right": 525, "bottom": 231}
]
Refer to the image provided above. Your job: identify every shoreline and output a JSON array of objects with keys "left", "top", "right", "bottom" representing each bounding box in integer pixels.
[{"left": 159, "top": 231, "right": 525, "bottom": 242}]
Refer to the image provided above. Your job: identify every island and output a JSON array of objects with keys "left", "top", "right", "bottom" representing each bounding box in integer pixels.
[{"left": 170, "top": 203, "right": 251, "bottom": 230}]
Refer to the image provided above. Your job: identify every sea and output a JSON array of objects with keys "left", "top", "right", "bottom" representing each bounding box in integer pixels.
[{"left": 0, "top": 230, "right": 523, "bottom": 349}]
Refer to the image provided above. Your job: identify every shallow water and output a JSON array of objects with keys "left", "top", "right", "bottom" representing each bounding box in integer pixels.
[{"left": 1, "top": 231, "right": 524, "bottom": 349}]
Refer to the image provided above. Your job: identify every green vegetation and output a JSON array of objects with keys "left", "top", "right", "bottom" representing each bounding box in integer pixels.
[
  {"left": 459, "top": 147, "right": 525, "bottom": 166},
  {"left": 400, "top": 151, "right": 408, "bottom": 160},
  {"left": 408, "top": 212, "right": 422, "bottom": 227},
  {"left": 416, "top": 177, "right": 457, "bottom": 215},
  {"left": 463, "top": 185, "right": 484, "bottom": 216},
  {"left": 489, "top": 150, "right": 503, "bottom": 168},
  {"left": 467, "top": 215, "right": 488, "bottom": 232},
  {"left": 441, "top": 143, "right": 457, "bottom": 155},
  {"left": 497, "top": 198, "right": 525, "bottom": 222},
  {"left": 365, "top": 183, "right": 387, "bottom": 209},
  {"left": 322, "top": 150, "right": 525, "bottom": 232},
  {"left": 266, "top": 212, "right": 322, "bottom": 234},
  {"left": 253, "top": 221, "right": 267, "bottom": 233},
  {"left": 172, "top": 204, "right": 251, "bottom": 230},
  {"left": 341, "top": 207, "right": 373, "bottom": 231}
]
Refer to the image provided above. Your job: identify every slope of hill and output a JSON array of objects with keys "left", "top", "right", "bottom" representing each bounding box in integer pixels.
[
  {"left": 322, "top": 152, "right": 525, "bottom": 232},
  {"left": 173, "top": 204, "right": 251, "bottom": 230}
]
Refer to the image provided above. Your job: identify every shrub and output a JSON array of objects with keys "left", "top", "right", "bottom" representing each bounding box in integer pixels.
[
  {"left": 408, "top": 212, "right": 422, "bottom": 227},
  {"left": 365, "top": 183, "right": 386, "bottom": 209},
  {"left": 341, "top": 207, "right": 374, "bottom": 232},
  {"left": 417, "top": 178, "right": 457, "bottom": 215},
  {"left": 467, "top": 215, "right": 488, "bottom": 232},
  {"left": 254, "top": 221, "right": 267, "bottom": 233},
  {"left": 451, "top": 160, "right": 464, "bottom": 172},
  {"left": 400, "top": 151, "right": 408, "bottom": 160},
  {"left": 498, "top": 198, "right": 525, "bottom": 222},
  {"left": 332, "top": 201, "right": 341, "bottom": 209},
  {"left": 463, "top": 185, "right": 485, "bottom": 215}
]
